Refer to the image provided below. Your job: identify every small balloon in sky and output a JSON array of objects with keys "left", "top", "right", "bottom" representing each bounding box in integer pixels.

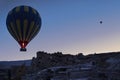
[
  {"left": 6, "top": 5, "right": 42, "bottom": 52},
  {"left": 100, "top": 21, "right": 103, "bottom": 24}
]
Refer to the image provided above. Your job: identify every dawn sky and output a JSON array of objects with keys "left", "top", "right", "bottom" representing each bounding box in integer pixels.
[{"left": 1, "top": 0, "right": 120, "bottom": 61}]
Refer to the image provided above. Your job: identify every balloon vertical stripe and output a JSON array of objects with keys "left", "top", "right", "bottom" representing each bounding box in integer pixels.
[
  {"left": 24, "top": 6, "right": 29, "bottom": 12},
  {"left": 16, "top": 19, "right": 22, "bottom": 41},
  {"left": 28, "top": 25, "right": 40, "bottom": 42},
  {"left": 10, "top": 22, "right": 19, "bottom": 41},
  {"left": 15, "top": 7, "right": 20, "bottom": 12},
  {"left": 23, "top": 19, "right": 28, "bottom": 41},
  {"left": 26, "top": 21, "right": 35, "bottom": 41}
]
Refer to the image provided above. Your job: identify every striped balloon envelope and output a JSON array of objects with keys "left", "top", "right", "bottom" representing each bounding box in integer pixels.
[{"left": 6, "top": 5, "right": 42, "bottom": 51}]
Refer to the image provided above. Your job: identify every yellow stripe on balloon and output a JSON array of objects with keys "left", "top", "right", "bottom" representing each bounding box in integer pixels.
[
  {"left": 32, "top": 9, "right": 37, "bottom": 14},
  {"left": 16, "top": 19, "right": 22, "bottom": 40},
  {"left": 23, "top": 19, "right": 28, "bottom": 41},
  {"left": 28, "top": 25, "right": 39, "bottom": 42},
  {"left": 15, "top": 7, "right": 20, "bottom": 12},
  {"left": 26, "top": 21, "right": 35, "bottom": 41},
  {"left": 10, "top": 22, "right": 20, "bottom": 41},
  {"left": 24, "top": 6, "right": 29, "bottom": 12}
]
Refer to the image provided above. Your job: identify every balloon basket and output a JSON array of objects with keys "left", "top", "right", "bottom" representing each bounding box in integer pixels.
[{"left": 20, "top": 48, "right": 27, "bottom": 51}]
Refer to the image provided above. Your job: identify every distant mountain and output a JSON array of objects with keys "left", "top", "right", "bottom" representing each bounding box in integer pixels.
[{"left": 0, "top": 60, "right": 31, "bottom": 69}]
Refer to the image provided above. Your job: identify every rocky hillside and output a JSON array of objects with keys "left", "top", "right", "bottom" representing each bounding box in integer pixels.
[{"left": 0, "top": 60, "right": 31, "bottom": 69}]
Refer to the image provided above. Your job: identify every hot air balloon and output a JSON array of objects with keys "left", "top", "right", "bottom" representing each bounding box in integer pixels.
[
  {"left": 6, "top": 5, "right": 42, "bottom": 51},
  {"left": 100, "top": 21, "right": 102, "bottom": 24}
]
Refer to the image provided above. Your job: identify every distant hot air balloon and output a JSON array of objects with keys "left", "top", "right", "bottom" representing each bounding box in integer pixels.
[
  {"left": 100, "top": 21, "right": 102, "bottom": 24},
  {"left": 6, "top": 5, "right": 42, "bottom": 51}
]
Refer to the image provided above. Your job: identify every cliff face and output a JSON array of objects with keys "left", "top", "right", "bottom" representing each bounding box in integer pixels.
[
  {"left": 26, "top": 51, "right": 120, "bottom": 80},
  {"left": 31, "top": 51, "right": 120, "bottom": 71},
  {"left": 31, "top": 51, "right": 77, "bottom": 70}
]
